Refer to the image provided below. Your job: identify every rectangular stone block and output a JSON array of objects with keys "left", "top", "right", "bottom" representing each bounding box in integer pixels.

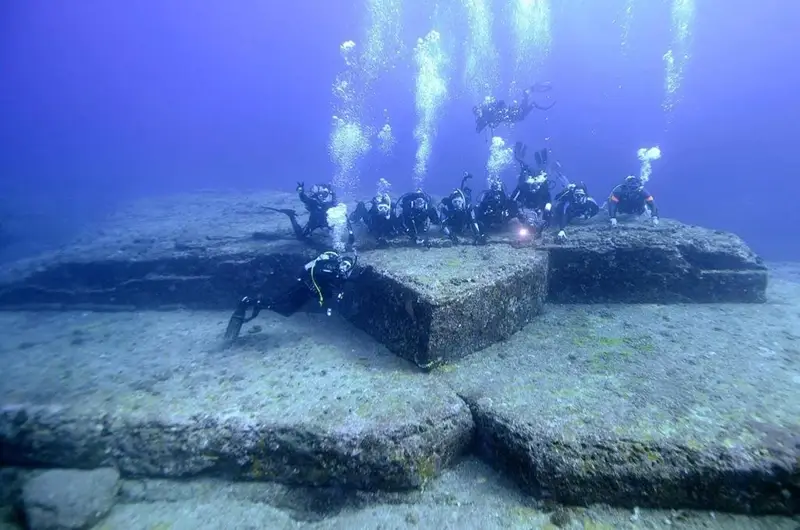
[
  {"left": 347, "top": 246, "right": 548, "bottom": 368},
  {"left": 543, "top": 219, "right": 768, "bottom": 303}
]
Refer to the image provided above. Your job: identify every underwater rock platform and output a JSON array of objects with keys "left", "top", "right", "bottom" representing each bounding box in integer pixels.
[
  {"left": 0, "top": 278, "right": 798, "bottom": 515},
  {"left": 431, "top": 291, "right": 800, "bottom": 515},
  {"left": 350, "top": 246, "right": 548, "bottom": 368},
  {"left": 0, "top": 310, "right": 473, "bottom": 490},
  {"left": 539, "top": 217, "right": 768, "bottom": 304},
  {"left": 0, "top": 191, "right": 767, "bottom": 368}
]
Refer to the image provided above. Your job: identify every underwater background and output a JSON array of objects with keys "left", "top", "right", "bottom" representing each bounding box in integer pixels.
[
  {"left": 1, "top": 2, "right": 800, "bottom": 529},
  {"left": 1, "top": 0, "right": 798, "bottom": 261}
]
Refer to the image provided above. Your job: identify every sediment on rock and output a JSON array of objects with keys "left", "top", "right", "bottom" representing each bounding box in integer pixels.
[
  {"left": 347, "top": 246, "right": 548, "bottom": 368},
  {"left": 465, "top": 397, "right": 799, "bottom": 515},
  {"left": 540, "top": 218, "right": 768, "bottom": 303},
  {"left": 432, "top": 298, "right": 800, "bottom": 515},
  {"left": 0, "top": 310, "right": 475, "bottom": 491}
]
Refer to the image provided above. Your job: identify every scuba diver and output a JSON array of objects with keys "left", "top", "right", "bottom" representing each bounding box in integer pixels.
[
  {"left": 472, "top": 180, "right": 518, "bottom": 243},
  {"left": 267, "top": 182, "right": 354, "bottom": 245},
  {"left": 608, "top": 175, "right": 659, "bottom": 227},
  {"left": 224, "top": 250, "right": 358, "bottom": 343},
  {"left": 438, "top": 173, "right": 479, "bottom": 244},
  {"left": 394, "top": 189, "right": 440, "bottom": 246},
  {"left": 553, "top": 182, "right": 600, "bottom": 242},
  {"left": 473, "top": 82, "right": 555, "bottom": 134},
  {"left": 510, "top": 142, "right": 554, "bottom": 234},
  {"left": 349, "top": 191, "right": 400, "bottom": 245}
]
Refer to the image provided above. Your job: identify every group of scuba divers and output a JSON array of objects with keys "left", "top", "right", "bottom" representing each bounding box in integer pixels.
[{"left": 224, "top": 83, "right": 660, "bottom": 342}]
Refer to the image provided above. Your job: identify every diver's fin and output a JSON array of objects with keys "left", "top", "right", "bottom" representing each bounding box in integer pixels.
[
  {"left": 513, "top": 141, "right": 527, "bottom": 163},
  {"left": 534, "top": 150, "right": 543, "bottom": 167},
  {"left": 264, "top": 207, "right": 297, "bottom": 218},
  {"left": 539, "top": 149, "right": 549, "bottom": 167}
]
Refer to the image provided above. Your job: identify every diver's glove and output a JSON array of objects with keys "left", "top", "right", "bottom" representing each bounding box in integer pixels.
[
  {"left": 652, "top": 217, "right": 659, "bottom": 226},
  {"left": 610, "top": 218, "right": 618, "bottom": 227},
  {"left": 556, "top": 230, "right": 567, "bottom": 242}
]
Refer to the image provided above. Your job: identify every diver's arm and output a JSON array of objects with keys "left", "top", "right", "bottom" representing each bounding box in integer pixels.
[
  {"left": 510, "top": 186, "right": 522, "bottom": 202},
  {"left": 556, "top": 202, "right": 571, "bottom": 230},
  {"left": 642, "top": 189, "right": 659, "bottom": 218},
  {"left": 586, "top": 198, "right": 600, "bottom": 218},
  {"left": 608, "top": 186, "right": 622, "bottom": 219}
]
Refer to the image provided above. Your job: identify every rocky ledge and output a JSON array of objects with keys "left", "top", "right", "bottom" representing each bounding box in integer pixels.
[
  {"left": 0, "top": 310, "right": 473, "bottom": 490},
  {"left": 433, "top": 292, "right": 800, "bottom": 515},
  {"left": 0, "top": 192, "right": 766, "bottom": 313}
]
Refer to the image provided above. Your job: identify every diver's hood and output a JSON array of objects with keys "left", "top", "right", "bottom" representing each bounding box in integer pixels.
[{"left": 451, "top": 189, "right": 466, "bottom": 209}]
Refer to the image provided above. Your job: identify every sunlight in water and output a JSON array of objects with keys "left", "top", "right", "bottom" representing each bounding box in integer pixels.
[
  {"left": 461, "top": 0, "right": 499, "bottom": 101},
  {"left": 413, "top": 30, "right": 449, "bottom": 189},
  {"left": 328, "top": 41, "right": 371, "bottom": 191},
  {"left": 486, "top": 136, "right": 515, "bottom": 187},
  {"left": 510, "top": 0, "right": 552, "bottom": 94},
  {"left": 663, "top": 0, "right": 696, "bottom": 118}
]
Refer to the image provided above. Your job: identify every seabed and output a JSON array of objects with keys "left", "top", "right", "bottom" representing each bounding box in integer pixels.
[{"left": 0, "top": 191, "right": 797, "bottom": 529}]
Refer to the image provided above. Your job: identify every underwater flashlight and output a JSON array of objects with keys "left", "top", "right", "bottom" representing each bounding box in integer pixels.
[{"left": 518, "top": 227, "right": 530, "bottom": 238}]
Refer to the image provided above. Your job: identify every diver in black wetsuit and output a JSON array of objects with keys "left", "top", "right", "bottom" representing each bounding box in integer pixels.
[
  {"left": 510, "top": 142, "right": 554, "bottom": 234},
  {"left": 553, "top": 182, "right": 600, "bottom": 242},
  {"left": 267, "top": 183, "right": 354, "bottom": 245},
  {"left": 608, "top": 176, "right": 659, "bottom": 227},
  {"left": 473, "top": 82, "right": 555, "bottom": 134},
  {"left": 438, "top": 173, "right": 478, "bottom": 244},
  {"left": 223, "top": 250, "right": 358, "bottom": 343},
  {"left": 472, "top": 181, "right": 517, "bottom": 243},
  {"left": 349, "top": 192, "right": 400, "bottom": 245},
  {"left": 395, "top": 189, "right": 440, "bottom": 246}
]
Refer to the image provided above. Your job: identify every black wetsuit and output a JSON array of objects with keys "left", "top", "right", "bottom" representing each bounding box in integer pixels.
[
  {"left": 438, "top": 194, "right": 476, "bottom": 243},
  {"left": 473, "top": 83, "right": 555, "bottom": 133},
  {"left": 349, "top": 196, "right": 400, "bottom": 244},
  {"left": 395, "top": 190, "right": 440, "bottom": 245},
  {"left": 553, "top": 186, "right": 600, "bottom": 230},
  {"left": 270, "top": 184, "right": 354, "bottom": 245},
  {"left": 608, "top": 184, "right": 659, "bottom": 219},
  {"left": 472, "top": 187, "right": 516, "bottom": 241},
  {"left": 224, "top": 251, "right": 357, "bottom": 342}
]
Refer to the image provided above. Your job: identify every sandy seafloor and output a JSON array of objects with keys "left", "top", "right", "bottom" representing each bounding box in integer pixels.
[{"left": 0, "top": 263, "right": 799, "bottom": 529}]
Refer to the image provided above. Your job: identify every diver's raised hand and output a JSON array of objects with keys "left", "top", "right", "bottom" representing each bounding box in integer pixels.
[{"left": 296, "top": 182, "right": 305, "bottom": 193}]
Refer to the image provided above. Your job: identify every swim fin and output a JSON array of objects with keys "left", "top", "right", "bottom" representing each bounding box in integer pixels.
[{"left": 264, "top": 207, "right": 297, "bottom": 218}]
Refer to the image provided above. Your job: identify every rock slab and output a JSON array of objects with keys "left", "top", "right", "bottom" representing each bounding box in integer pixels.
[
  {"left": 0, "top": 310, "right": 474, "bottom": 491},
  {"left": 542, "top": 218, "right": 768, "bottom": 303},
  {"left": 20, "top": 467, "right": 120, "bottom": 530},
  {"left": 349, "top": 246, "right": 549, "bottom": 368},
  {"left": 433, "top": 295, "right": 800, "bottom": 515}
]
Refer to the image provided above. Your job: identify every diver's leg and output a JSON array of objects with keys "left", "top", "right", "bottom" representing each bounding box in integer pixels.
[
  {"left": 264, "top": 207, "right": 306, "bottom": 240},
  {"left": 268, "top": 281, "right": 310, "bottom": 317}
]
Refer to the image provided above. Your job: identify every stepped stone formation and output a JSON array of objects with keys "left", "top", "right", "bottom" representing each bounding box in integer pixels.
[
  {"left": 0, "top": 192, "right": 767, "bottom": 366},
  {"left": 0, "top": 192, "right": 790, "bottom": 517}
]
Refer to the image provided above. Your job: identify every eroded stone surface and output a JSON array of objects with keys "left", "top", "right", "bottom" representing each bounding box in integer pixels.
[
  {"left": 540, "top": 217, "right": 767, "bottom": 303},
  {"left": 347, "top": 246, "right": 548, "bottom": 368},
  {"left": 20, "top": 468, "right": 120, "bottom": 530},
  {"left": 0, "top": 310, "right": 473, "bottom": 490},
  {"left": 0, "top": 192, "right": 768, "bottom": 313},
  {"left": 432, "top": 275, "right": 800, "bottom": 514}
]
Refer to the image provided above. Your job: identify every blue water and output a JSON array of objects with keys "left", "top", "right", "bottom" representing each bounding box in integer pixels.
[{"left": 1, "top": 0, "right": 798, "bottom": 260}]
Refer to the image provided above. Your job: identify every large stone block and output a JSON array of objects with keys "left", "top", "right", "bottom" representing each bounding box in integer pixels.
[
  {"left": 540, "top": 218, "right": 767, "bottom": 303},
  {"left": 0, "top": 192, "right": 319, "bottom": 309},
  {"left": 433, "top": 296, "right": 800, "bottom": 515},
  {"left": 0, "top": 310, "right": 474, "bottom": 490},
  {"left": 347, "top": 246, "right": 548, "bottom": 369}
]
